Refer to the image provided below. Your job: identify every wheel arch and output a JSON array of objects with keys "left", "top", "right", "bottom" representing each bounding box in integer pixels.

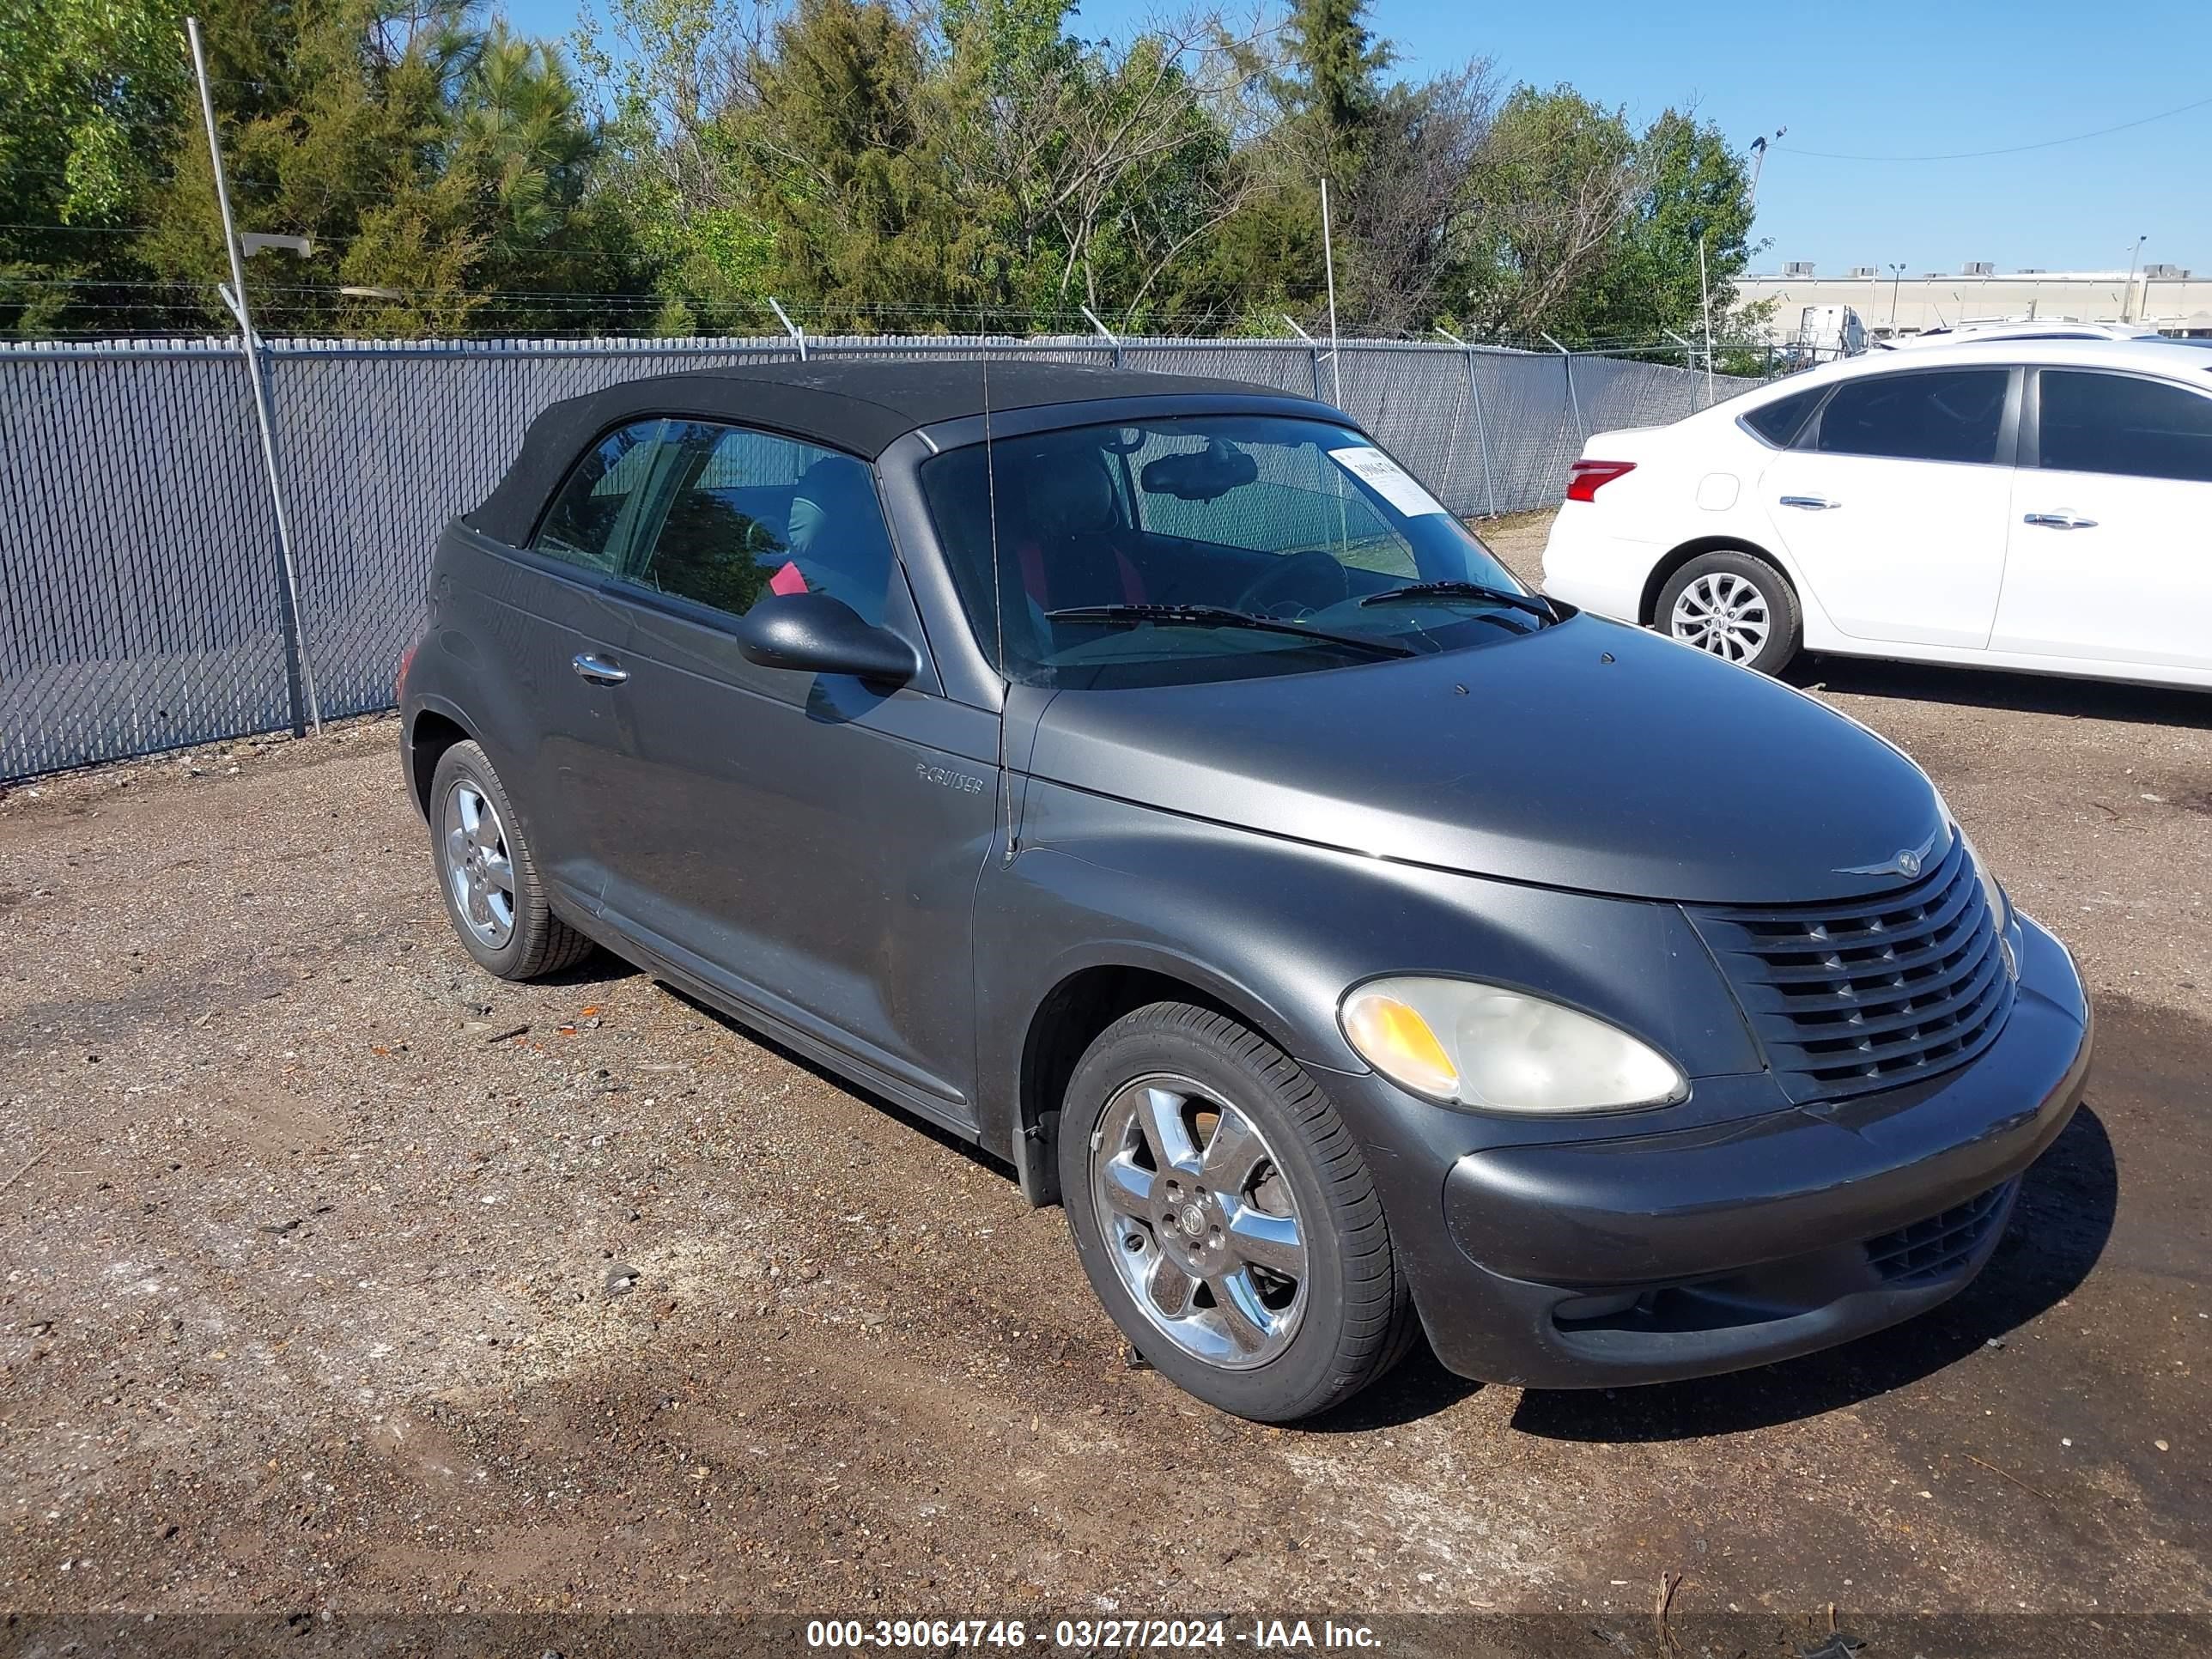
[
  {"left": 405, "top": 703, "right": 475, "bottom": 818},
  {"left": 1012, "top": 957, "right": 1306, "bottom": 1209},
  {"left": 1638, "top": 535, "right": 1799, "bottom": 627}
]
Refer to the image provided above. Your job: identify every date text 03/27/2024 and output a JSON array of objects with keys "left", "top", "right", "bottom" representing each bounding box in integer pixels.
[{"left": 805, "top": 1618, "right": 1382, "bottom": 1650}]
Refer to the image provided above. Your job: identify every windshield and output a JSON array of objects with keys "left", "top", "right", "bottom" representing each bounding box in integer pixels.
[{"left": 917, "top": 415, "right": 1543, "bottom": 688}]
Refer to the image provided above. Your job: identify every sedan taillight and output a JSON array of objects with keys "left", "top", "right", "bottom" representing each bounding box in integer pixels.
[{"left": 1566, "top": 459, "right": 1636, "bottom": 502}]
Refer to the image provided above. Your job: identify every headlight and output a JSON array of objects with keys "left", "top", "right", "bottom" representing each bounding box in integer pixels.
[{"left": 1340, "top": 976, "right": 1686, "bottom": 1114}]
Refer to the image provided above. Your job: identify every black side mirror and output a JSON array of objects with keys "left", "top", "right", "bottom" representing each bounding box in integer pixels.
[{"left": 733, "top": 591, "right": 921, "bottom": 686}]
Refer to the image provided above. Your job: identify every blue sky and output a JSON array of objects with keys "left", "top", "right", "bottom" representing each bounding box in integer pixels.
[{"left": 501, "top": 0, "right": 2211, "bottom": 276}]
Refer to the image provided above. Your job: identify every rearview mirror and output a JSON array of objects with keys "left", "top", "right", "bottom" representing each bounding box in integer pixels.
[
  {"left": 1139, "top": 440, "right": 1258, "bottom": 502},
  {"left": 733, "top": 592, "right": 920, "bottom": 686}
]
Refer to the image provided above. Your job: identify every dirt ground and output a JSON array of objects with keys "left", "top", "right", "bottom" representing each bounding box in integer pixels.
[{"left": 1, "top": 511, "right": 2207, "bottom": 1644}]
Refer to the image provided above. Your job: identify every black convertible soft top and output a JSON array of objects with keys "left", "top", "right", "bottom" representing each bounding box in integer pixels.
[{"left": 467, "top": 358, "right": 1323, "bottom": 547}]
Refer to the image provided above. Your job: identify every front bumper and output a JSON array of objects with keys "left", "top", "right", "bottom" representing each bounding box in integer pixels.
[{"left": 1376, "top": 914, "right": 2091, "bottom": 1389}]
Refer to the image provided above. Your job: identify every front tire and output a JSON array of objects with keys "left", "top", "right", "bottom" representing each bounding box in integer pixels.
[
  {"left": 1057, "top": 1002, "right": 1417, "bottom": 1422},
  {"left": 428, "top": 740, "right": 594, "bottom": 981},
  {"left": 1656, "top": 549, "right": 1802, "bottom": 675}
]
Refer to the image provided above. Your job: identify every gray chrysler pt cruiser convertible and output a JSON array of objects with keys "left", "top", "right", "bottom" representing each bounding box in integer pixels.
[{"left": 398, "top": 362, "right": 2092, "bottom": 1422}]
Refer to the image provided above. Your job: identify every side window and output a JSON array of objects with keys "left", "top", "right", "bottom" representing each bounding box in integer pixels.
[
  {"left": 2039, "top": 371, "right": 2212, "bottom": 483},
  {"left": 632, "top": 422, "right": 896, "bottom": 626},
  {"left": 1811, "top": 369, "right": 2008, "bottom": 465},
  {"left": 533, "top": 420, "right": 667, "bottom": 572},
  {"left": 1740, "top": 384, "right": 1822, "bottom": 447}
]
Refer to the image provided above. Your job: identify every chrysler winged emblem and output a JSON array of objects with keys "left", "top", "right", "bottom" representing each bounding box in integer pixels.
[{"left": 1836, "top": 828, "right": 1942, "bottom": 880}]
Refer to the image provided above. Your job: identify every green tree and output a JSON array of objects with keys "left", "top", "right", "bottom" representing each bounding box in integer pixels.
[
  {"left": 1445, "top": 85, "right": 1641, "bottom": 341},
  {"left": 731, "top": 0, "right": 994, "bottom": 326},
  {"left": 1273, "top": 0, "right": 1390, "bottom": 157},
  {"left": 0, "top": 0, "right": 188, "bottom": 334}
]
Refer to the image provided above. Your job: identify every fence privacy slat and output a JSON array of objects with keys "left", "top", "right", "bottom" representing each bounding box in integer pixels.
[{"left": 0, "top": 333, "right": 1750, "bottom": 779}]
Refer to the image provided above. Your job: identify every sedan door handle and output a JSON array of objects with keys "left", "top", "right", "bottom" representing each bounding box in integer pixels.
[
  {"left": 571, "top": 651, "right": 629, "bottom": 685},
  {"left": 1778, "top": 495, "right": 1841, "bottom": 511},
  {"left": 2022, "top": 511, "right": 2098, "bottom": 530}
]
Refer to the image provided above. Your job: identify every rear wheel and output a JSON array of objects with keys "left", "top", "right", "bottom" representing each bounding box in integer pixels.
[
  {"left": 428, "top": 740, "right": 593, "bottom": 980},
  {"left": 1656, "top": 550, "right": 1802, "bottom": 675},
  {"left": 1057, "top": 1002, "right": 1416, "bottom": 1422}
]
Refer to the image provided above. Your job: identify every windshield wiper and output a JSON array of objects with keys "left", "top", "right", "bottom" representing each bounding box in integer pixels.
[
  {"left": 1043, "top": 603, "right": 1415, "bottom": 659},
  {"left": 1358, "top": 580, "right": 1558, "bottom": 623}
]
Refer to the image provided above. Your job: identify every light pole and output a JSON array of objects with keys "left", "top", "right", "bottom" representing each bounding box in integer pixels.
[
  {"left": 2124, "top": 234, "right": 2148, "bottom": 322},
  {"left": 1746, "top": 127, "right": 1786, "bottom": 212},
  {"left": 1888, "top": 262, "right": 1906, "bottom": 329}
]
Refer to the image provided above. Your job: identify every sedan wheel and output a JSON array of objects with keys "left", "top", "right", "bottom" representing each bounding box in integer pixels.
[
  {"left": 1669, "top": 569, "right": 1771, "bottom": 665},
  {"left": 1091, "top": 1073, "right": 1306, "bottom": 1369}
]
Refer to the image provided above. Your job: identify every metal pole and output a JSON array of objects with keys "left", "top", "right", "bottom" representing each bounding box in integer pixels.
[
  {"left": 1698, "top": 235, "right": 1716, "bottom": 401},
  {"left": 1282, "top": 313, "right": 1326, "bottom": 401},
  {"left": 2124, "top": 235, "right": 2145, "bottom": 322},
  {"left": 1320, "top": 176, "right": 1343, "bottom": 407},
  {"left": 1079, "top": 305, "right": 1124, "bottom": 370},
  {"left": 1437, "top": 327, "right": 1498, "bottom": 520},
  {"left": 188, "top": 16, "right": 317, "bottom": 736},
  {"left": 767, "top": 295, "right": 806, "bottom": 361},
  {"left": 1540, "top": 331, "right": 1583, "bottom": 443}
]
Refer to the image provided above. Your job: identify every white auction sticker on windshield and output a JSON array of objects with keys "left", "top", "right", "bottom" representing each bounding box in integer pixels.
[{"left": 1330, "top": 447, "right": 1447, "bottom": 516}]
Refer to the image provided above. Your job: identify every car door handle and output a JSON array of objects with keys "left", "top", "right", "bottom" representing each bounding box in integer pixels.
[
  {"left": 1778, "top": 495, "right": 1840, "bottom": 511},
  {"left": 571, "top": 651, "right": 629, "bottom": 685},
  {"left": 2021, "top": 511, "right": 2098, "bottom": 530}
]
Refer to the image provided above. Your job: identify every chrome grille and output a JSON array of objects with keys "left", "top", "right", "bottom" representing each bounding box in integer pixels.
[
  {"left": 1864, "top": 1182, "right": 2015, "bottom": 1284},
  {"left": 1690, "top": 835, "right": 2014, "bottom": 1103}
]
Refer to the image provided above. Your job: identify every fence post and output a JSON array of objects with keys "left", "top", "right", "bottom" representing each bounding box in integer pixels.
[
  {"left": 1281, "top": 314, "right": 1325, "bottom": 401},
  {"left": 1079, "top": 306, "right": 1124, "bottom": 370},
  {"left": 1540, "top": 331, "right": 1584, "bottom": 444},
  {"left": 767, "top": 296, "right": 807, "bottom": 361},
  {"left": 189, "top": 15, "right": 317, "bottom": 737},
  {"left": 1437, "top": 327, "right": 1499, "bottom": 520}
]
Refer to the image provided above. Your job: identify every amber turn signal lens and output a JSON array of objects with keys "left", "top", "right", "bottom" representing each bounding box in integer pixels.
[{"left": 1341, "top": 990, "right": 1460, "bottom": 1099}]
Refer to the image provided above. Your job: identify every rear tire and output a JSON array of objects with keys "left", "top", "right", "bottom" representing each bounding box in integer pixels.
[
  {"left": 1057, "top": 1002, "right": 1418, "bottom": 1423},
  {"left": 428, "top": 740, "right": 594, "bottom": 981},
  {"left": 1656, "top": 549, "right": 1802, "bottom": 675}
]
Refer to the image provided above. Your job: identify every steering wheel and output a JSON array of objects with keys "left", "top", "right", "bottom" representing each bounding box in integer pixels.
[{"left": 1233, "top": 550, "right": 1351, "bottom": 618}]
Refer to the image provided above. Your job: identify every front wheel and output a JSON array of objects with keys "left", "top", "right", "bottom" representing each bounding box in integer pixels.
[
  {"left": 1057, "top": 1002, "right": 1417, "bottom": 1422},
  {"left": 1656, "top": 550, "right": 1802, "bottom": 675}
]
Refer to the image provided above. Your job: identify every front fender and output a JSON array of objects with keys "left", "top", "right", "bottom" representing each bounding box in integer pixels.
[{"left": 973, "top": 781, "right": 1766, "bottom": 1170}]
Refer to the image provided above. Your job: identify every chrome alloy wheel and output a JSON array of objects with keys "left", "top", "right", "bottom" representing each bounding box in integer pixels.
[
  {"left": 1090, "top": 1074, "right": 1307, "bottom": 1369},
  {"left": 1669, "top": 570, "right": 1772, "bottom": 664},
  {"left": 442, "top": 781, "right": 516, "bottom": 949}
]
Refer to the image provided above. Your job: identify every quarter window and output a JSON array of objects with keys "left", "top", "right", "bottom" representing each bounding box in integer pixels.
[
  {"left": 1811, "top": 369, "right": 2008, "bottom": 465},
  {"left": 630, "top": 422, "right": 897, "bottom": 626},
  {"left": 1740, "top": 384, "right": 1822, "bottom": 447},
  {"left": 2039, "top": 371, "right": 2212, "bottom": 483},
  {"left": 533, "top": 420, "right": 667, "bottom": 573}
]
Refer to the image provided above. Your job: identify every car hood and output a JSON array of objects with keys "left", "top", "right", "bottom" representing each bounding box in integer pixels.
[{"left": 1024, "top": 614, "right": 1947, "bottom": 905}]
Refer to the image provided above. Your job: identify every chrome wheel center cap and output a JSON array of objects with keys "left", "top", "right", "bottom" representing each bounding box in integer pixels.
[{"left": 1179, "top": 1203, "right": 1206, "bottom": 1235}]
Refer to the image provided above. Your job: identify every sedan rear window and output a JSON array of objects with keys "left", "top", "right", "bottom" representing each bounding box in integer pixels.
[
  {"left": 2039, "top": 370, "right": 2212, "bottom": 483},
  {"left": 1811, "top": 368, "right": 2008, "bottom": 465}
]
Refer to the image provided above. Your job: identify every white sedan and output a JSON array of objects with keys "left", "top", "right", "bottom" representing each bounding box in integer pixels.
[{"left": 1539, "top": 337, "right": 2212, "bottom": 689}]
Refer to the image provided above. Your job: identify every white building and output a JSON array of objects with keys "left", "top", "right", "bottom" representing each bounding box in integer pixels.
[{"left": 1734, "top": 264, "right": 2212, "bottom": 344}]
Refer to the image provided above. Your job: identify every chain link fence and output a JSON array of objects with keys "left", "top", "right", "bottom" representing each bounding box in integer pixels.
[{"left": 0, "top": 332, "right": 1753, "bottom": 780}]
